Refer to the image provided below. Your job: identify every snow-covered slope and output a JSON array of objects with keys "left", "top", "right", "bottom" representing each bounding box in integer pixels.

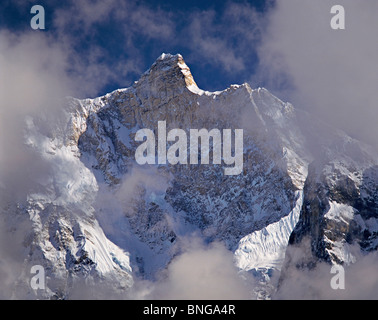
[
  {"left": 1, "top": 98, "right": 133, "bottom": 299},
  {"left": 235, "top": 190, "right": 304, "bottom": 271},
  {"left": 1, "top": 53, "right": 377, "bottom": 299}
]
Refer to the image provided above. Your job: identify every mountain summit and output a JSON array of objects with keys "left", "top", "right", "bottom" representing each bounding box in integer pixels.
[
  {"left": 145, "top": 53, "right": 199, "bottom": 89},
  {"left": 1, "top": 54, "right": 377, "bottom": 299}
]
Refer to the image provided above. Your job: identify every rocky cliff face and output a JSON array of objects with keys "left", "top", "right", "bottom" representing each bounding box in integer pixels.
[
  {"left": 1, "top": 53, "right": 377, "bottom": 299},
  {"left": 287, "top": 136, "right": 378, "bottom": 266}
]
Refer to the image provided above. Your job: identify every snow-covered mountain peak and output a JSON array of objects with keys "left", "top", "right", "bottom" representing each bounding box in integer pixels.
[{"left": 1, "top": 53, "right": 377, "bottom": 299}]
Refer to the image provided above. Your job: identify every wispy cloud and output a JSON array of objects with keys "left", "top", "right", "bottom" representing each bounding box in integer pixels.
[
  {"left": 185, "top": 2, "right": 264, "bottom": 75},
  {"left": 256, "top": 0, "right": 378, "bottom": 150},
  {"left": 0, "top": 31, "right": 74, "bottom": 199},
  {"left": 133, "top": 238, "right": 253, "bottom": 299},
  {"left": 277, "top": 242, "right": 378, "bottom": 299}
]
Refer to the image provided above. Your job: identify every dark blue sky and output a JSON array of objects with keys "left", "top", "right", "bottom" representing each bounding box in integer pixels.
[{"left": 0, "top": 0, "right": 273, "bottom": 97}]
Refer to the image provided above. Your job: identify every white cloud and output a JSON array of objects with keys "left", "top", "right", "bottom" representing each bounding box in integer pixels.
[
  {"left": 276, "top": 243, "right": 378, "bottom": 299},
  {"left": 138, "top": 239, "right": 252, "bottom": 299},
  {"left": 0, "top": 31, "right": 75, "bottom": 198},
  {"left": 257, "top": 0, "right": 378, "bottom": 150}
]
